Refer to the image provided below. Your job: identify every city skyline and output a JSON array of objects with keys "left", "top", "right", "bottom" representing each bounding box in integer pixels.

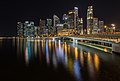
[{"left": 0, "top": 0, "right": 120, "bottom": 36}]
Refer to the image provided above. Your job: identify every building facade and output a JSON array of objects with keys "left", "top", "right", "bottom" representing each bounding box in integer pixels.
[
  {"left": 77, "top": 18, "right": 83, "bottom": 35},
  {"left": 92, "top": 18, "right": 98, "bottom": 34},
  {"left": 39, "top": 19, "right": 46, "bottom": 36},
  {"left": 87, "top": 6, "right": 93, "bottom": 34},
  {"left": 17, "top": 22, "right": 24, "bottom": 37},
  {"left": 46, "top": 19, "right": 53, "bottom": 35},
  {"left": 53, "top": 15, "right": 60, "bottom": 34},
  {"left": 98, "top": 21, "right": 104, "bottom": 33}
]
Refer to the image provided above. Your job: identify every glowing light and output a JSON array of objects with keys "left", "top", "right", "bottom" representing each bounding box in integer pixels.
[
  {"left": 34, "top": 40, "right": 37, "bottom": 57},
  {"left": 94, "top": 54, "right": 100, "bottom": 72},
  {"left": 68, "top": 58, "right": 73, "bottom": 74},
  {"left": 104, "top": 48, "right": 107, "bottom": 52},
  {"left": 46, "top": 41, "right": 50, "bottom": 65},
  {"left": 59, "top": 40, "right": 61, "bottom": 47},
  {"left": 65, "top": 42, "right": 67, "bottom": 54},
  {"left": 48, "top": 40, "right": 52, "bottom": 50},
  {"left": 111, "top": 24, "right": 115, "bottom": 27},
  {"left": 104, "top": 25, "right": 107, "bottom": 28},
  {"left": 52, "top": 38, "right": 55, "bottom": 41},
  {"left": 25, "top": 41, "right": 31, "bottom": 66},
  {"left": 75, "top": 40, "right": 78, "bottom": 44},
  {"left": 73, "top": 60, "right": 82, "bottom": 81},
  {"left": 75, "top": 47, "right": 78, "bottom": 60}
]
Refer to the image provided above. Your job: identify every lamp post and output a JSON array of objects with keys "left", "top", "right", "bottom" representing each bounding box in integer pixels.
[{"left": 104, "top": 25, "right": 107, "bottom": 32}]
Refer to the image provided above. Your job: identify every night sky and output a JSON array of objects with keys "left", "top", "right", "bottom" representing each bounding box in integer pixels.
[{"left": 0, "top": 0, "right": 120, "bottom": 36}]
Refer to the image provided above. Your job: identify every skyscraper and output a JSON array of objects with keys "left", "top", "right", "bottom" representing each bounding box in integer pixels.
[
  {"left": 24, "top": 21, "right": 29, "bottom": 37},
  {"left": 67, "top": 7, "right": 79, "bottom": 31},
  {"left": 92, "top": 18, "right": 98, "bottom": 34},
  {"left": 46, "top": 19, "right": 52, "bottom": 35},
  {"left": 98, "top": 21, "right": 104, "bottom": 33},
  {"left": 63, "top": 14, "right": 69, "bottom": 23},
  {"left": 68, "top": 10, "right": 74, "bottom": 29},
  {"left": 53, "top": 15, "right": 60, "bottom": 34},
  {"left": 87, "top": 6, "right": 93, "bottom": 34},
  {"left": 77, "top": 18, "right": 83, "bottom": 35},
  {"left": 24, "top": 21, "right": 35, "bottom": 37},
  {"left": 17, "top": 22, "right": 23, "bottom": 37},
  {"left": 39, "top": 19, "right": 46, "bottom": 36},
  {"left": 74, "top": 7, "right": 78, "bottom": 29}
]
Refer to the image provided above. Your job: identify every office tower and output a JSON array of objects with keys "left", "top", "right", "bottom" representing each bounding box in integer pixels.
[
  {"left": 34, "top": 26, "right": 38, "bottom": 37},
  {"left": 87, "top": 6, "right": 93, "bottom": 34},
  {"left": 39, "top": 19, "right": 46, "bottom": 36},
  {"left": 68, "top": 10, "right": 74, "bottom": 29},
  {"left": 63, "top": 14, "right": 69, "bottom": 23},
  {"left": 74, "top": 7, "right": 78, "bottom": 29},
  {"left": 92, "top": 18, "right": 98, "bottom": 34},
  {"left": 68, "top": 7, "right": 79, "bottom": 29},
  {"left": 46, "top": 19, "right": 52, "bottom": 35},
  {"left": 77, "top": 18, "right": 83, "bottom": 35},
  {"left": 53, "top": 15, "right": 60, "bottom": 34},
  {"left": 63, "top": 14, "right": 69, "bottom": 29},
  {"left": 24, "top": 21, "right": 29, "bottom": 37},
  {"left": 24, "top": 21, "right": 35, "bottom": 37},
  {"left": 53, "top": 15, "right": 60, "bottom": 27},
  {"left": 17, "top": 22, "right": 23, "bottom": 37},
  {"left": 98, "top": 21, "right": 104, "bottom": 33},
  {"left": 29, "top": 21, "right": 35, "bottom": 37}
]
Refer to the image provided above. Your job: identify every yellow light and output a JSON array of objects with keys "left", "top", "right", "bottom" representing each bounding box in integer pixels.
[
  {"left": 104, "top": 25, "right": 107, "bottom": 28},
  {"left": 94, "top": 54, "right": 100, "bottom": 72},
  {"left": 104, "top": 48, "right": 107, "bottom": 52},
  {"left": 68, "top": 58, "right": 73, "bottom": 74},
  {"left": 88, "top": 52, "right": 91, "bottom": 63},
  {"left": 65, "top": 42, "right": 67, "bottom": 54},
  {"left": 75, "top": 47, "right": 78, "bottom": 60}
]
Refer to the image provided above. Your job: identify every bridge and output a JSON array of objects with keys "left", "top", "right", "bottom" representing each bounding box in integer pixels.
[{"left": 52, "top": 32, "right": 120, "bottom": 54}]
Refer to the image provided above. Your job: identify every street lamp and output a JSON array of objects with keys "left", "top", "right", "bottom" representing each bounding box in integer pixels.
[{"left": 104, "top": 25, "right": 107, "bottom": 32}]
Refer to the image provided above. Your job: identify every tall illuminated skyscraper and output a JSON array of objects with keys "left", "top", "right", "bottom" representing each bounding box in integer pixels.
[
  {"left": 63, "top": 14, "right": 68, "bottom": 23},
  {"left": 24, "top": 21, "right": 35, "bottom": 37},
  {"left": 77, "top": 18, "right": 83, "bottom": 35},
  {"left": 68, "top": 7, "right": 79, "bottom": 29},
  {"left": 98, "top": 21, "right": 104, "bottom": 33},
  {"left": 87, "top": 6, "right": 93, "bottom": 34},
  {"left": 17, "top": 22, "right": 23, "bottom": 37},
  {"left": 53, "top": 15, "right": 60, "bottom": 34},
  {"left": 39, "top": 19, "right": 46, "bottom": 35},
  {"left": 53, "top": 15, "right": 60, "bottom": 27},
  {"left": 92, "top": 18, "right": 98, "bottom": 34},
  {"left": 74, "top": 7, "right": 78, "bottom": 29},
  {"left": 68, "top": 10, "right": 74, "bottom": 29},
  {"left": 46, "top": 19, "right": 52, "bottom": 35}
]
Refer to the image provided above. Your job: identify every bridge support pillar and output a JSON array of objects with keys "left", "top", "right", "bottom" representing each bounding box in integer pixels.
[
  {"left": 75, "top": 40, "right": 78, "bottom": 44},
  {"left": 112, "top": 43, "right": 120, "bottom": 54},
  {"left": 52, "top": 38, "right": 55, "bottom": 41}
]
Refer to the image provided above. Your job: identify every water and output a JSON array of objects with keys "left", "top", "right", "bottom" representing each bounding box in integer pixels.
[{"left": 0, "top": 38, "right": 120, "bottom": 81}]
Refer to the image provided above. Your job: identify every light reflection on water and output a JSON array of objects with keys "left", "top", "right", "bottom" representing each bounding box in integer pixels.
[{"left": 16, "top": 38, "right": 103, "bottom": 81}]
